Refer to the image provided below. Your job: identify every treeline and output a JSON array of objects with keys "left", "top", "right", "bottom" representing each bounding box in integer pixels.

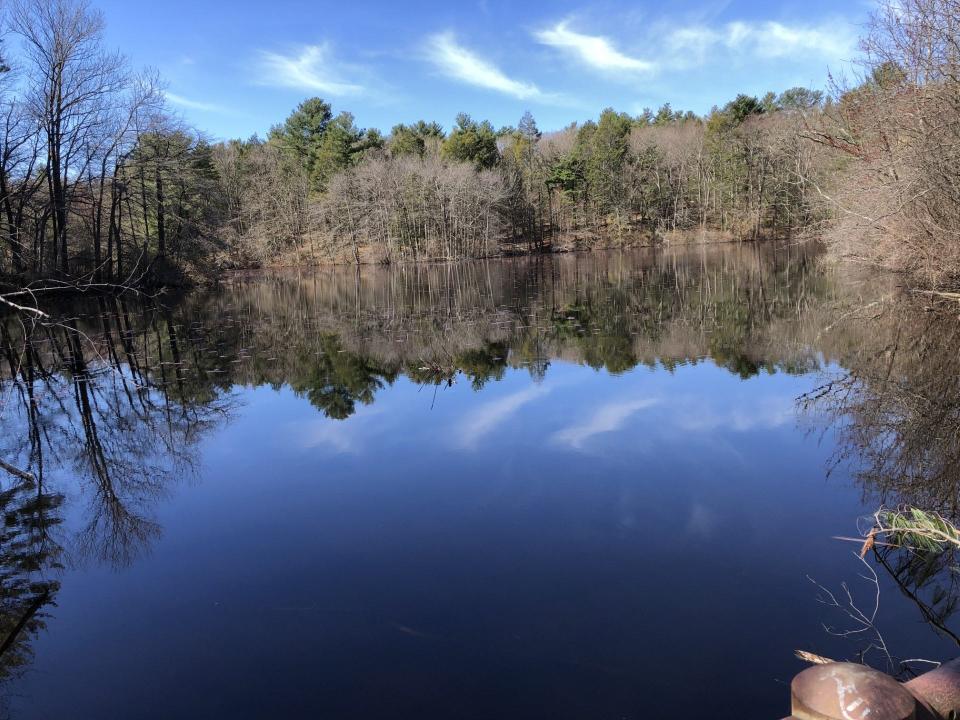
[
  {"left": 0, "top": 0, "right": 839, "bottom": 284},
  {"left": 222, "top": 90, "right": 832, "bottom": 265},
  {"left": 3, "top": 0, "right": 957, "bottom": 288}
]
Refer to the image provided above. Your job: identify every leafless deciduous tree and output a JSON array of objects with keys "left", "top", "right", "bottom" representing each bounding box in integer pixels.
[
  {"left": 0, "top": 0, "right": 223, "bottom": 286},
  {"left": 812, "top": 0, "right": 960, "bottom": 288}
]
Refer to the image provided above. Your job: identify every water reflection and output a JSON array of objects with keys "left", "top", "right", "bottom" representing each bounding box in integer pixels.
[
  {"left": 1, "top": 305, "right": 233, "bottom": 568},
  {"left": 804, "top": 295, "right": 960, "bottom": 514},
  {"left": 184, "top": 242, "right": 835, "bottom": 417},
  {"left": 801, "top": 293, "right": 960, "bottom": 660},
  {"left": 4, "top": 243, "right": 960, "bottom": 717},
  {"left": 0, "top": 478, "right": 62, "bottom": 683}
]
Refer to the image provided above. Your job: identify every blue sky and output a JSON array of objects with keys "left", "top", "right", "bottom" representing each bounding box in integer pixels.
[{"left": 92, "top": 0, "right": 873, "bottom": 140}]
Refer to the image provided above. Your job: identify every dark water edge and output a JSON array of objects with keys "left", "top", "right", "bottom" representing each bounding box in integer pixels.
[
  {"left": 1, "top": 243, "right": 959, "bottom": 719},
  {"left": 233, "top": 231, "right": 768, "bottom": 274}
]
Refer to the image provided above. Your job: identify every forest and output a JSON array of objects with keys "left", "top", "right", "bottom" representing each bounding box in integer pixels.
[{"left": 0, "top": 0, "right": 956, "bottom": 291}]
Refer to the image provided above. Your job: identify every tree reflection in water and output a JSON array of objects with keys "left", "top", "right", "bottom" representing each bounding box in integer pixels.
[
  {"left": 0, "top": 477, "right": 62, "bottom": 684},
  {"left": 0, "top": 298, "right": 236, "bottom": 687},
  {"left": 802, "top": 288, "right": 960, "bottom": 664},
  {"left": 10, "top": 242, "right": 960, "bottom": 686},
  {"left": 183, "top": 242, "right": 834, "bottom": 413}
]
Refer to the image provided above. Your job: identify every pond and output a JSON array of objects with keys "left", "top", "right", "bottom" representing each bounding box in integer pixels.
[{"left": 2, "top": 243, "right": 959, "bottom": 719}]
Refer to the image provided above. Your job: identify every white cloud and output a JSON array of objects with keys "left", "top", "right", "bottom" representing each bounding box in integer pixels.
[
  {"left": 455, "top": 385, "right": 550, "bottom": 449},
  {"left": 425, "top": 32, "right": 544, "bottom": 100},
  {"left": 686, "top": 502, "right": 719, "bottom": 538},
  {"left": 298, "top": 421, "right": 356, "bottom": 454},
  {"left": 749, "top": 21, "right": 854, "bottom": 59},
  {"left": 674, "top": 395, "right": 794, "bottom": 433},
  {"left": 665, "top": 20, "right": 856, "bottom": 68},
  {"left": 294, "top": 406, "right": 382, "bottom": 455},
  {"left": 535, "top": 21, "right": 656, "bottom": 73},
  {"left": 257, "top": 43, "right": 365, "bottom": 96},
  {"left": 552, "top": 398, "right": 659, "bottom": 450},
  {"left": 164, "top": 92, "right": 228, "bottom": 114},
  {"left": 530, "top": 16, "right": 857, "bottom": 78}
]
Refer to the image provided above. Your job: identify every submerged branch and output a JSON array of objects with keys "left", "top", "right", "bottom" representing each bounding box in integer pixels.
[{"left": 0, "top": 459, "right": 34, "bottom": 483}]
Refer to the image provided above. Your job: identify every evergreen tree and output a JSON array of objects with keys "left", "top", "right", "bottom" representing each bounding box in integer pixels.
[
  {"left": 389, "top": 121, "right": 444, "bottom": 158},
  {"left": 441, "top": 113, "right": 500, "bottom": 170},
  {"left": 724, "top": 94, "right": 765, "bottom": 123},
  {"left": 518, "top": 111, "right": 541, "bottom": 141}
]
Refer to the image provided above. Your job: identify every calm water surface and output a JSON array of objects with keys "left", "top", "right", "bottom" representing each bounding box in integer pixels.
[{"left": 2, "top": 244, "right": 959, "bottom": 719}]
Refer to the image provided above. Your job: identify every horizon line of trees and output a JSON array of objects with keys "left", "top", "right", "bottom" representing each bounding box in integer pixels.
[
  {"left": 0, "top": 0, "right": 837, "bottom": 284},
  {"left": 219, "top": 87, "right": 833, "bottom": 266},
  {"left": 0, "top": 0, "right": 957, "bottom": 291}
]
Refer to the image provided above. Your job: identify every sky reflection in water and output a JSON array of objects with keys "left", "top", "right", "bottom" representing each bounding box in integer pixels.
[{"left": 2, "top": 244, "right": 959, "bottom": 719}]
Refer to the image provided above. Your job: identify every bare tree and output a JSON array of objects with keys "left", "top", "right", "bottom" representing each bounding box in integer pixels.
[{"left": 10, "top": 0, "right": 127, "bottom": 275}]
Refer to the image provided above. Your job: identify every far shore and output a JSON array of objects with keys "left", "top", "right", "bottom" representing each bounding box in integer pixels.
[{"left": 222, "top": 229, "right": 799, "bottom": 275}]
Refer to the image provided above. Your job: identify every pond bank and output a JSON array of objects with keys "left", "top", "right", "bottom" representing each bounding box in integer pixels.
[{"left": 225, "top": 228, "right": 790, "bottom": 272}]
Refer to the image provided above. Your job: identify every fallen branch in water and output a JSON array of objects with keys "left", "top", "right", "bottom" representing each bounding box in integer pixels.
[
  {"left": 911, "top": 290, "right": 960, "bottom": 303},
  {"left": 0, "top": 459, "right": 34, "bottom": 482},
  {"left": 0, "top": 292, "right": 50, "bottom": 318},
  {"left": 796, "top": 650, "right": 835, "bottom": 665},
  {"left": 0, "top": 276, "right": 165, "bottom": 341},
  {"left": 832, "top": 534, "right": 900, "bottom": 552}
]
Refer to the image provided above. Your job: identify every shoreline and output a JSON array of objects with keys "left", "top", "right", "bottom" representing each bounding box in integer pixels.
[
  {"left": 1, "top": 234, "right": 812, "bottom": 305},
  {"left": 221, "top": 232, "right": 791, "bottom": 276}
]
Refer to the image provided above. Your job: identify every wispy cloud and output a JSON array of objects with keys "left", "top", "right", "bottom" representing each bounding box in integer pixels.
[
  {"left": 294, "top": 407, "right": 382, "bottom": 455},
  {"left": 748, "top": 21, "right": 855, "bottom": 59},
  {"left": 552, "top": 398, "right": 659, "bottom": 450},
  {"left": 531, "top": 16, "right": 857, "bottom": 80},
  {"left": 164, "top": 92, "right": 229, "bottom": 114},
  {"left": 454, "top": 385, "right": 550, "bottom": 449},
  {"left": 535, "top": 21, "right": 656, "bottom": 74},
  {"left": 425, "top": 32, "right": 545, "bottom": 100},
  {"left": 674, "top": 394, "right": 794, "bottom": 432},
  {"left": 686, "top": 502, "right": 719, "bottom": 538},
  {"left": 665, "top": 20, "right": 856, "bottom": 68},
  {"left": 298, "top": 421, "right": 356, "bottom": 454},
  {"left": 257, "top": 43, "right": 366, "bottom": 96}
]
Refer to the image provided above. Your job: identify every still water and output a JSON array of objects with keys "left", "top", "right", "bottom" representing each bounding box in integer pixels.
[{"left": 2, "top": 243, "right": 959, "bottom": 719}]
